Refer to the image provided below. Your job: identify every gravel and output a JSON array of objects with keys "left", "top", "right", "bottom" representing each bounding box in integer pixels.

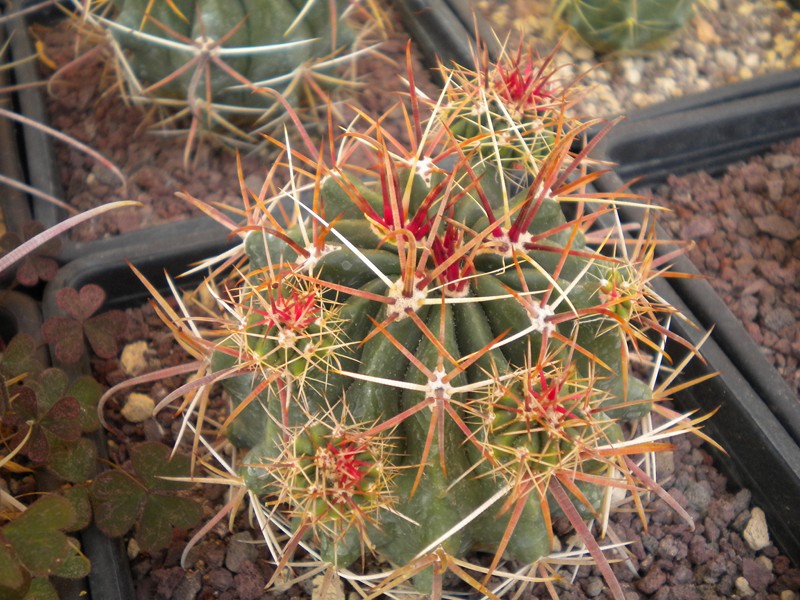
[
  {"left": 473, "top": 0, "right": 800, "bottom": 118},
  {"left": 648, "top": 137, "right": 800, "bottom": 398}
]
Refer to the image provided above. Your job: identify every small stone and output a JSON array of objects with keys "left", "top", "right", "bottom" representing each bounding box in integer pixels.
[
  {"left": 583, "top": 577, "right": 604, "bottom": 597},
  {"left": 173, "top": 571, "right": 202, "bottom": 600},
  {"left": 754, "top": 215, "right": 798, "bottom": 241},
  {"left": 765, "top": 153, "right": 799, "bottom": 170},
  {"left": 743, "top": 507, "right": 770, "bottom": 551},
  {"left": 636, "top": 566, "right": 667, "bottom": 595},
  {"left": 225, "top": 532, "right": 258, "bottom": 573},
  {"left": 121, "top": 392, "right": 155, "bottom": 423},
  {"left": 120, "top": 341, "right": 150, "bottom": 375},
  {"left": 681, "top": 215, "right": 715, "bottom": 239},
  {"left": 735, "top": 575, "right": 755, "bottom": 596},
  {"left": 781, "top": 591, "right": 799, "bottom": 600},
  {"left": 127, "top": 538, "right": 140, "bottom": 560},
  {"left": 684, "top": 480, "right": 713, "bottom": 515},
  {"left": 742, "top": 557, "right": 773, "bottom": 592},
  {"left": 312, "top": 573, "right": 345, "bottom": 600},
  {"left": 764, "top": 307, "right": 795, "bottom": 334},
  {"left": 715, "top": 49, "right": 738, "bottom": 72},
  {"left": 208, "top": 568, "right": 234, "bottom": 592},
  {"left": 654, "top": 451, "right": 675, "bottom": 480}
]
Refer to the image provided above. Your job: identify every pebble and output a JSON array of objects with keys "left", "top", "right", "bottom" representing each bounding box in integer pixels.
[
  {"left": 735, "top": 575, "right": 756, "bottom": 596},
  {"left": 224, "top": 532, "right": 259, "bottom": 573},
  {"left": 311, "top": 573, "right": 345, "bottom": 600},
  {"left": 754, "top": 214, "right": 798, "bottom": 241},
  {"left": 121, "top": 392, "right": 155, "bottom": 423},
  {"left": 120, "top": 340, "right": 150, "bottom": 375},
  {"left": 742, "top": 557, "right": 774, "bottom": 592},
  {"left": 743, "top": 507, "right": 771, "bottom": 551}
]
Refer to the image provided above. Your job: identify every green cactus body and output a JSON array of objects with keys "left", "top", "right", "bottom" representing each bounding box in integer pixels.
[
  {"left": 107, "top": 0, "right": 357, "bottom": 116},
  {"left": 212, "top": 139, "right": 658, "bottom": 581},
  {"left": 556, "top": 0, "right": 697, "bottom": 54},
  {"left": 444, "top": 50, "right": 574, "bottom": 168}
]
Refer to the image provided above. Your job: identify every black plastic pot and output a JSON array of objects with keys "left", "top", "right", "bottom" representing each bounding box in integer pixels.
[{"left": 589, "top": 84, "right": 800, "bottom": 562}]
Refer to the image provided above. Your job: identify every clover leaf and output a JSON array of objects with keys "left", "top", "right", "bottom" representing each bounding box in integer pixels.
[{"left": 90, "top": 442, "right": 202, "bottom": 553}]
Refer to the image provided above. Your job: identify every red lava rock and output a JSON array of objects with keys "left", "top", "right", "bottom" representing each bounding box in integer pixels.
[
  {"left": 741, "top": 557, "right": 774, "bottom": 592},
  {"left": 207, "top": 568, "right": 234, "bottom": 592},
  {"left": 636, "top": 565, "right": 667, "bottom": 594},
  {"left": 233, "top": 561, "right": 267, "bottom": 600},
  {"left": 649, "top": 137, "right": 800, "bottom": 397},
  {"left": 755, "top": 214, "right": 798, "bottom": 241}
]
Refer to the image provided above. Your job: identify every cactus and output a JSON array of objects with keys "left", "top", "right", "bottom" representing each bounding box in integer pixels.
[
  {"left": 443, "top": 42, "right": 582, "bottom": 168},
  {"left": 77, "top": 0, "right": 382, "bottom": 151},
  {"left": 144, "top": 45, "right": 710, "bottom": 598},
  {"left": 554, "top": 0, "right": 697, "bottom": 54}
]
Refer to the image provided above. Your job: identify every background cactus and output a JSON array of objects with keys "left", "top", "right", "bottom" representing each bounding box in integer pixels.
[
  {"left": 77, "top": 0, "right": 382, "bottom": 150},
  {"left": 554, "top": 0, "right": 697, "bottom": 54},
  {"left": 145, "top": 45, "right": 708, "bottom": 598}
]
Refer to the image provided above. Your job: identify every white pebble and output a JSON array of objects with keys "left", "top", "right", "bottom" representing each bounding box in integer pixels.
[
  {"left": 121, "top": 392, "right": 155, "bottom": 423},
  {"left": 715, "top": 49, "right": 738, "bottom": 72},
  {"left": 735, "top": 576, "right": 755, "bottom": 597},
  {"left": 120, "top": 341, "right": 150, "bottom": 375},
  {"left": 743, "top": 506, "right": 771, "bottom": 551}
]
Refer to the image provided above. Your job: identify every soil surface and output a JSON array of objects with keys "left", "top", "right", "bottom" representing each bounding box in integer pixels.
[
  {"left": 90, "top": 295, "right": 800, "bottom": 600},
  {"left": 648, "top": 138, "right": 800, "bottom": 398},
  {"left": 32, "top": 3, "right": 440, "bottom": 241},
  {"left": 471, "top": 0, "right": 800, "bottom": 119}
]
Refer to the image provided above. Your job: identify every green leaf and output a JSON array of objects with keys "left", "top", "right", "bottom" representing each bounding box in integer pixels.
[
  {"left": 47, "top": 438, "right": 97, "bottom": 483},
  {"left": 131, "top": 441, "right": 193, "bottom": 492},
  {"left": 137, "top": 494, "right": 202, "bottom": 553},
  {"left": 67, "top": 376, "right": 102, "bottom": 432},
  {"left": 48, "top": 537, "right": 90, "bottom": 581},
  {"left": 0, "top": 534, "right": 28, "bottom": 598},
  {"left": 89, "top": 443, "right": 201, "bottom": 552},
  {"left": 40, "top": 397, "right": 82, "bottom": 444},
  {"left": 60, "top": 485, "right": 92, "bottom": 532},
  {"left": 3, "top": 496, "right": 77, "bottom": 578},
  {"left": 21, "top": 578, "right": 59, "bottom": 600},
  {"left": 90, "top": 470, "right": 146, "bottom": 538},
  {"left": 0, "top": 334, "right": 44, "bottom": 381},
  {"left": 84, "top": 310, "right": 127, "bottom": 360}
]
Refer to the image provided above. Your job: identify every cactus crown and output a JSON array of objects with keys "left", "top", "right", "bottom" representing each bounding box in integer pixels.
[{"left": 142, "top": 42, "right": 712, "bottom": 599}]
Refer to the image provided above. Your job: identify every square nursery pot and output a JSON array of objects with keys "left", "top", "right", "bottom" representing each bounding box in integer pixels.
[
  {"left": 2, "top": 0, "right": 473, "bottom": 267},
  {"left": 589, "top": 78, "right": 800, "bottom": 564}
]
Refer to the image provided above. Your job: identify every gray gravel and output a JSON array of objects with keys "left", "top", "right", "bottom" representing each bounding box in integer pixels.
[{"left": 473, "top": 0, "right": 800, "bottom": 118}]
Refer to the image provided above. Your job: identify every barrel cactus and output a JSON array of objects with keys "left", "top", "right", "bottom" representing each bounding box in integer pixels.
[
  {"left": 443, "top": 43, "right": 581, "bottom": 168},
  {"left": 148, "top": 47, "right": 707, "bottom": 598},
  {"left": 554, "top": 0, "right": 697, "bottom": 54},
  {"left": 79, "top": 0, "right": 381, "bottom": 149}
]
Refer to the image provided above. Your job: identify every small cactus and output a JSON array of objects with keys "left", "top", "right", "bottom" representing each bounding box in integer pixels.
[
  {"left": 554, "top": 0, "right": 697, "bottom": 54},
  {"left": 146, "top": 44, "right": 709, "bottom": 598}
]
